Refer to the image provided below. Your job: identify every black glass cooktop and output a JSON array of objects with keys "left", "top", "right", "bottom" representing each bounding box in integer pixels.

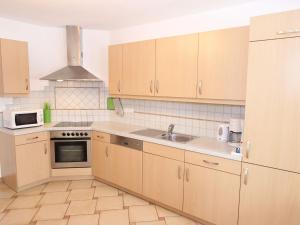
[{"left": 54, "top": 121, "right": 93, "bottom": 128}]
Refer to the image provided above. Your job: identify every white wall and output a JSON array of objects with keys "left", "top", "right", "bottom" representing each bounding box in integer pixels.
[{"left": 110, "top": 0, "right": 300, "bottom": 44}]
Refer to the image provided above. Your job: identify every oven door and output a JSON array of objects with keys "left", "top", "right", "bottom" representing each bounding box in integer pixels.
[{"left": 51, "top": 139, "right": 91, "bottom": 168}]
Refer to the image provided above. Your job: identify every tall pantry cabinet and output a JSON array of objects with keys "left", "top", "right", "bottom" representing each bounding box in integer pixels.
[{"left": 239, "top": 10, "right": 300, "bottom": 225}]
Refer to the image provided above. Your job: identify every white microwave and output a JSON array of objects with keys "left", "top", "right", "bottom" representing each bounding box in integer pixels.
[{"left": 3, "top": 109, "right": 44, "bottom": 129}]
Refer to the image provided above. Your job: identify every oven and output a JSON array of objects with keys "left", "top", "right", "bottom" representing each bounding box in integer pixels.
[{"left": 50, "top": 130, "right": 91, "bottom": 168}]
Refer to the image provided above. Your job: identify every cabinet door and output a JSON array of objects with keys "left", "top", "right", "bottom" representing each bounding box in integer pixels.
[
  {"left": 122, "top": 40, "right": 155, "bottom": 96},
  {"left": 143, "top": 152, "right": 184, "bottom": 210},
  {"left": 91, "top": 140, "right": 113, "bottom": 182},
  {"left": 197, "top": 27, "right": 248, "bottom": 100},
  {"left": 243, "top": 37, "right": 300, "bottom": 172},
  {"left": 0, "top": 39, "right": 29, "bottom": 95},
  {"left": 16, "top": 141, "right": 50, "bottom": 187},
  {"left": 183, "top": 163, "right": 240, "bottom": 225},
  {"left": 239, "top": 163, "right": 300, "bottom": 225},
  {"left": 109, "top": 45, "right": 122, "bottom": 95},
  {"left": 110, "top": 144, "right": 142, "bottom": 193},
  {"left": 155, "top": 34, "right": 198, "bottom": 98}
]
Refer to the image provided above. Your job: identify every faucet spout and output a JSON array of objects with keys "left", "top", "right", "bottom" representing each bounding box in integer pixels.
[{"left": 167, "top": 124, "right": 175, "bottom": 135}]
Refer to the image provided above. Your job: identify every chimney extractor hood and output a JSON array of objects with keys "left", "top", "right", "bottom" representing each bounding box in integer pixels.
[{"left": 40, "top": 26, "right": 101, "bottom": 82}]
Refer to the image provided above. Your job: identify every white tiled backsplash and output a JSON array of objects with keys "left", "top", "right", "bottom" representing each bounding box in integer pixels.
[{"left": 0, "top": 81, "right": 244, "bottom": 138}]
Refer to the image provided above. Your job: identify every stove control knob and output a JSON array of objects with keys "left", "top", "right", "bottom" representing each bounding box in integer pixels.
[
  {"left": 80, "top": 132, "right": 83, "bottom": 136},
  {"left": 67, "top": 133, "right": 70, "bottom": 136},
  {"left": 84, "top": 132, "right": 88, "bottom": 136},
  {"left": 62, "top": 133, "right": 66, "bottom": 136},
  {"left": 75, "top": 133, "right": 79, "bottom": 136},
  {"left": 71, "top": 133, "right": 75, "bottom": 136}
]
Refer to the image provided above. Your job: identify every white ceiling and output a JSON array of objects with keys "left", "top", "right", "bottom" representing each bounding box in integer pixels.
[{"left": 0, "top": 0, "right": 255, "bottom": 30}]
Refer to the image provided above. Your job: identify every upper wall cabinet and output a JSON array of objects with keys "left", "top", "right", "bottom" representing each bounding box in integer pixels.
[
  {"left": 109, "top": 45, "right": 123, "bottom": 95},
  {"left": 155, "top": 34, "right": 198, "bottom": 98},
  {"left": 197, "top": 27, "right": 249, "bottom": 101},
  {"left": 122, "top": 40, "right": 156, "bottom": 96},
  {"left": 0, "top": 38, "right": 30, "bottom": 96},
  {"left": 250, "top": 9, "right": 300, "bottom": 41}
]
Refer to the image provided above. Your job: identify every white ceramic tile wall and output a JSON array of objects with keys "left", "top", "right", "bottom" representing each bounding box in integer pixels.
[{"left": 0, "top": 80, "right": 244, "bottom": 138}]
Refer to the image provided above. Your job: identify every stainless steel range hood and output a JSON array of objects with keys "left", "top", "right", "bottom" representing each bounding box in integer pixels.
[{"left": 40, "top": 26, "right": 101, "bottom": 82}]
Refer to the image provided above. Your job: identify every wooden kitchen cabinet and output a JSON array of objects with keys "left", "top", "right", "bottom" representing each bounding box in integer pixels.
[
  {"left": 109, "top": 44, "right": 123, "bottom": 95},
  {"left": 143, "top": 152, "right": 184, "bottom": 210},
  {"left": 0, "top": 131, "right": 50, "bottom": 191},
  {"left": 16, "top": 140, "right": 50, "bottom": 187},
  {"left": 109, "top": 144, "right": 142, "bottom": 193},
  {"left": 183, "top": 163, "right": 240, "bottom": 225},
  {"left": 155, "top": 34, "right": 198, "bottom": 98},
  {"left": 250, "top": 9, "right": 300, "bottom": 41},
  {"left": 0, "top": 38, "right": 30, "bottom": 95},
  {"left": 92, "top": 140, "right": 113, "bottom": 182},
  {"left": 197, "top": 27, "right": 249, "bottom": 101},
  {"left": 239, "top": 163, "right": 300, "bottom": 225},
  {"left": 122, "top": 40, "right": 156, "bottom": 96},
  {"left": 243, "top": 36, "right": 300, "bottom": 173}
]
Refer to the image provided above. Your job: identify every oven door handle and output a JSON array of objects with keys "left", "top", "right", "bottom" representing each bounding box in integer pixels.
[{"left": 51, "top": 138, "right": 91, "bottom": 141}]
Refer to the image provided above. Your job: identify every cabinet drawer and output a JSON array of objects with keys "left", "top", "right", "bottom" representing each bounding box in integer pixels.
[
  {"left": 250, "top": 10, "right": 300, "bottom": 41},
  {"left": 185, "top": 151, "right": 241, "bottom": 175},
  {"left": 15, "top": 132, "right": 49, "bottom": 146},
  {"left": 92, "top": 131, "right": 110, "bottom": 143},
  {"left": 144, "top": 142, "right": 184, "bottom": 161}
]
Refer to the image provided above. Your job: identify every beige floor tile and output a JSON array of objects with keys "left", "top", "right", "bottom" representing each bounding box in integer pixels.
[
  {"left": 66, "top": 200, "right": 96, "bottom": 216},
  {"left": 164, "top": 216, "right": 197, "bottom": 225},
  {"left": 123, "top": 194, "right": 149, "bottom": 207},
  {"left": 43, "top": 181, "right": 70, "bottom": 193},
  {"left": 34, "top": 204, "right": 68, "bottom": 221},
  {"left": 17, "top": 185, "right": 46, "bottom": 196},
  {"left": 39, "top": 192, "right": 69, "bottom": 205},
  {"left": 136, "top": 221, "right": 166, "bottom": 225},
  {"left": 8, "top": 195, "right": 42, "bottom": 209},
  {"left": 35, "top": 219, "right": 68, "bottom": 225},
  {"left": 0, "top": 213, "right": 6, "bottom": 220},
  {"left": 68, "top": 188, "right": 95, "bottom": 201},
  {"left": 129, "top": 205, "right": 158, "bottom": 222},
  {"left": 0, "top": 186, "right": 16, "bottom": 198},
  {"left": 0, "top": 198, "right": 13, "bottom": 212},
  {"left": 0, "top": 208, "right": 37, "bottom": 225},
  {"left": 69, "top": 180, "right": 93, "bottom": 190},
  {"left": 68, "top": 214, "right": 99, "bottom": 225},
  {"left": 92, "top": 180, "right": 108, "bottom": 187},
  {"left": 94, "top": 186, "right": 118, "bottom": 197},
  {"left": 155, "top": 206, "right": 179, "bottom": 218},
  {"left": 96, "top": 196, "right": 123, "bottom": 211},
  {"left": 99, "top": 209, "right": 129, "bottom": 225}
]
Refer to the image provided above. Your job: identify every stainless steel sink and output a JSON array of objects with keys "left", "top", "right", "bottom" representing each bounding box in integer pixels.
[
  {"left": 157, "top": 133, "right": 195, "bottom": 143},
  {"left": 131, "top": 129, "right": 196, "bottom": 143}
]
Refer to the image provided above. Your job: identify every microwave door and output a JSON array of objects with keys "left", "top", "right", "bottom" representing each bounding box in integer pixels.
[{"left": 15, "top": 113, "right": 38, "bottom": 126}]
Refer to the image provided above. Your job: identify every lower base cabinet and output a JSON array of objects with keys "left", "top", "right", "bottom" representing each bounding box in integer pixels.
[
  {"left": 143, "top": 152, "right": 184, "bottom": 210},
  {"left": 183, "top": 163, "right": 240, "bottom": 225},
  {"left": 239, "top": 163, "right": 300, "bottom": 225},
  {"left": 16, "top": 140, "right": 50, "bottom": 187}
]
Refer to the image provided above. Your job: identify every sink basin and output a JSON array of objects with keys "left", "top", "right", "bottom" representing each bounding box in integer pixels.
[
  {"left": 130, "top": 129, "right": 196, "bottom": 144},
  {"left": 157, "top": 133, "right": 195, "bottom": 143}
]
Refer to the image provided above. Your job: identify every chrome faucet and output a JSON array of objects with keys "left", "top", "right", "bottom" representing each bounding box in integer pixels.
[{"left": 167, "top": 124, "right": 175, "bottom": 135}]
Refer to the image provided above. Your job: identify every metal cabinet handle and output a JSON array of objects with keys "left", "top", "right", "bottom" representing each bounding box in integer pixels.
[
  {"left": 243, "top": 168, "right": 249, "bottom": 185},
  {"left": 155, "top": 80, "right": 159, "bottom": 93},
  {"left": 185, "top": 168, "right": 190, "bottom": 182},
  {"left": 105, "top": 146, "right": 109, "bottom": 157},
  {"left": 177, "top": 166, "right": 182, "bottom": 180},
  {"left": 97, "top": 135, "right": 104, "bottom": 139},
  {"left": 118, "top": 80, "right": 121, "bottom": 92},
  {"left": 25, "top": 78, "right": 29, "bottom": 91},
  {"left": 150, "top": 80, "right": 153, "bottom": 93},
  {"left": 277, "top": 29, "right": 300, "bottom": 35},
  {"left": 203, "top": 160, "right": 219, "bottom": 166},
  {"left": 27, "top": 136, "right": 39, "bottom": 141},
  {"left": 245, "top": 140, "right": 251, "bottom": 159},
  {"left": 198, "top": 80, "right": 203, "bottom": 95},
  {"left": 44, "top": 143, "right": 47, "bottom": 154}
]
